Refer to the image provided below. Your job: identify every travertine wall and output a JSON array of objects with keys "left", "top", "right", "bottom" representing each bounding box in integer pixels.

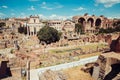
[{"left": 93, "top": 52, "right": 120, "bottom": 80}]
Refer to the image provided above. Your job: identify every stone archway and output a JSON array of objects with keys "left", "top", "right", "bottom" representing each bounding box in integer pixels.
[
  {"left": 78, "top": 17, "right": 86, "bottom": 26},
  {"left": 104, "top": 63, "right": 120, "bottom": 80},
  {"left": 87, "top": 18, "right": 94, "bottom": 27},
  {"left": 95, "top": 18, "right": 101, "bottom": 28}
]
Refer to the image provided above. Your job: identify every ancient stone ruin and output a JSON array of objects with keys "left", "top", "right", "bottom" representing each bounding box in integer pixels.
[
  {"left": 93, "top": 52, "right": 120, "bottom": 80},
  {"left": 81, "top": 35, "right": 120, "bottom": 80},
  {"left": 110, "top": 35, "right": 120, "bottom": 53},
  {"left": 91, "top": 35, "right": 120, "bottom": 80},
  {"left": 39, "top": 70, "right": 67, "bottom": 80}
]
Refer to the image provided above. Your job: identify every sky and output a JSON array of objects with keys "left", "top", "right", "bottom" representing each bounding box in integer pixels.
[{"left": 0, "top": 0, "right": 120, "bottom": 19}]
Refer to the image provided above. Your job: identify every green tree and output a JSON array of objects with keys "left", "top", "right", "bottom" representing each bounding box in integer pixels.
[
  {"left": 99, "top": 28, "right": 106, "bottom": 34},
  {"left": 115, "top": 26, "right": 120, "bottom": 32},
  {"left": 18, "top": 25, "right": 27, "bottom": 34},
  {"left": 75, "top": 23, "right": 83, "bottom": 34},
  {"left": 99, "top": 27, "right": 115, "bottom": 34},
  {"left": 37, "top": 26, "right": 60, "bottom": 44},
  {"left": 113, "top": 20, "right": 120, "bottom": 32},
  {"left": 0, "top": 22, "right": 6, "bottom": 28},
  {"left": 18, "top": 26, "right": 24, "bottom": 34}
]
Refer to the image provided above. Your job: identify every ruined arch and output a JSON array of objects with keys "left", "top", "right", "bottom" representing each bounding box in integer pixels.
[
  {"left": 78, "top": 17, "right": 86, "bottom": 26},
  {"left": 95, "top": 18, "right": 101, "bottom": 28},
  {"left": 87, "top": 18, "right": 94, "bottom": 27}
]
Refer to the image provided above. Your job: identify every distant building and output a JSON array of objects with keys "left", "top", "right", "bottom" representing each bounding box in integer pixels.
[
  {"left": 47, "top": 19, "right": 77, "bottom": 39},
  {"left": 47, "top": 20, "right": 63, "bottom": 32},
  {"left": 25, "top": 15, "right": 44, "bottom": 36},
  {"left": 62, "top": 20, "right": 76, "bottom": 39},
  {"left": 72, "top": 14, "right": 113, "bottom": 33},
  {"left": 62, "top": 20, "right": 75, "bottom": 32},
  {"left": 1, "top": 14, "right": 117, "bottom": 36}
]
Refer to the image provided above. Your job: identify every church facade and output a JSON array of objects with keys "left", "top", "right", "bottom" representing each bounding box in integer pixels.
[{"left": 25, "top": 15, "right": 44, "bottom": 36}]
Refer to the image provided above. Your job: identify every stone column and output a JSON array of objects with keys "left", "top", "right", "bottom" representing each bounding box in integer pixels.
[
  {"left": 83, "top": 21, "right": 86, "bottom": 33},
  {"left": 100, "top": 21, "right": 103, "bottom": 28},
  {"left": 26, "top": 60, "right": 30, "bottom": 80},
  {"left": 93, "top": 19, "right": 95, "bottom": 27},
  {"left": 34, "top": 26, "right": 36, "bottom": 36},
  {"left": 27, "top": 26, "right": 29, "bottom": 36},
  {"left": 30, "top": 27, "right": 31, "bottom": 36},
  {"left": 92, "top": 65, "right": 100, "bottom": 80},
  {"left": 33, "top": 27, "right": 34, "bottom": 36}
]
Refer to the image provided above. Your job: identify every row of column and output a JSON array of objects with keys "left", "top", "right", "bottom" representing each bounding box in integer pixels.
[{"left": 27, "top": 26, "right": 37, "bottom": 36}]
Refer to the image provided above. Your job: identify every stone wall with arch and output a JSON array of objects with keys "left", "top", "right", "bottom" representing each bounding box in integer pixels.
[{"left": 72, "top": 15, "right": 113, "bottom": 33}]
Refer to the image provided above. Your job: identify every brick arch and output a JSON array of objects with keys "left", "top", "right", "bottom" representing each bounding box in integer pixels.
[
  {"left": 87, "top": 17, "right": 94, "bottom": 27},
  {"left": 95, "top": 18, "right": 102, "bottom": 28},
  {"left": 78, "top": 17, "right": 86, "bottom": 26}
]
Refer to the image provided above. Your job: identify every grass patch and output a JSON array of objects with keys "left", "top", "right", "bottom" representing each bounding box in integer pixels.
[
  {"left": 38, "top": 43, "right": 107, "bottom": 68},
  {"left": 49, "top": 43, "right": 107, "bottom": 54},
  {"left": 50, "top": 47, "right": 81, "bottom": 53},
  {"left": 62, "top": 66, "right": 94, "bottom": 80}
]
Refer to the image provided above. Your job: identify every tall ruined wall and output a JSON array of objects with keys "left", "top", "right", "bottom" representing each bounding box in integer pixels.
[{"left": 92, "top": 52, "right": 120, "bottom": 80}]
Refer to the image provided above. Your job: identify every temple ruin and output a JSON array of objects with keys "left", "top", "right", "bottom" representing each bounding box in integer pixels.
[{"left": 92, "top": 35, "right": 120, "bottom": 80}]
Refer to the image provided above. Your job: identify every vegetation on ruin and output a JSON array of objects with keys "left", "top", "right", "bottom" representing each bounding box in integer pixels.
[
  {"left": 39, "top": 52, "right": 101, "bottom": 68},
  {"left": 99, "top": 27, "right": 120, "bottom": 34},
  {"left": 37, "top": 26, "right": 60, "bottom": 44},
  {"left": 98, "top": 20, "right": 120, "bottom": 34},
  {"left": 38, "top": 43, "right": 108, "bottom": 68},
  {"left": 49, "top": 43, "right": 107, "bottom": 54},
  {"left": 75, "top": 23, "right": 84, "bottom": 34},
  {"left": 0, "top": 22, "right": 6, "bottom": 28},
  {"left": 18, "top": 26, "right": 27, "bottom": 34}
]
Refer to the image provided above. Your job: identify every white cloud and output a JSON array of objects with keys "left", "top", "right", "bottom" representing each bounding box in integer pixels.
[
  {"left": 38, "top": 14, "right": 72, "bottom": 20},
  {"left": 42, "top": 2, "right": 46, "bottom": 5},
  {"left": 40, "top": 2, "right": 63, "bottom": 10},
  {"left": 0, "top": 13, "right": 5, "bottom": 18},
  {"left": 73, "top": 7, "right": 85, "bottom": 11},
  {"left": 11, "top": 13, "right": 15, "bottom": 16},
  {"left": 2, "top": 5, "right": 8, "bottom": 8},
  {"left": 49, "top": 14, "right": 66, "bottom": 20},
  {"left": 40, "top": 2, "right": 53, "bottom": 10},
  {"left": 108, "top": 16, "right": 120, "bottom": 19},
  {"left": 19, "top": 13, "right": 27, "bottom": 18},
  {"left": 21, "top": 13, "right": 25, "bottom": 16},
  {"left": 41, "top": 6, "right": 53, "bottom": 10},
  {"left": 39, "top": 14, "right": 47, "bottom": 19},
  {"left": 28, "top": 6, "right": 35, "bottom": 10},
  {"left": 96, "top": 0, "right": 120, "bottom": 8},
  {"left": 54, "top": 2, "right": 63, "bottom": 8}
]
